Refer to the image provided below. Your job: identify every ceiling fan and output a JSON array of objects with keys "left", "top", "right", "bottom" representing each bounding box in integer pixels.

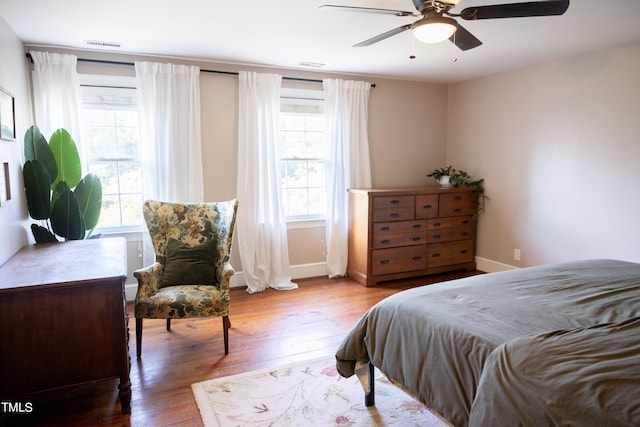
[{"left": 320, "top": 0, "right": 569, "bottom": 51}]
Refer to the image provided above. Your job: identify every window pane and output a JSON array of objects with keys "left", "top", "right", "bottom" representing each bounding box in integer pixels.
[
  {"left": 286, "top": 188, "right": 309, "bottom": 217},
  {"left": 305, "top": 116, "right": 324, "bottom": 131},
  {"left": 81, "top": 78, "right": 142, "bottom": 229},
  {"left": 283, "top": 131, "right": 306, "bottom": 158},
  {"left": 116, "top": 127, "right": 139, "bottom": 158},
  {"left": 307, "top": 161, "right": 324, "bottom": 187},
  {"left": 118, "top": 162, "right": 142, "bottom": 193},
  {"left": 121, "top": 194, "right": 143, "bottom": 226},
  {"left": 307, "top": 187, "right": 325, "bottom": 215},
  {"left": 87, "top": 125, "right": 117, "bottom": 159},
  {"left": 99, "top": 194, "right": 122, "bottom": 228},
  {"left": 90, "top": 162, "right": 119, "bottom": 194},
  {"left": 279, "top": 111, "right": 326, "bottom": 219}
]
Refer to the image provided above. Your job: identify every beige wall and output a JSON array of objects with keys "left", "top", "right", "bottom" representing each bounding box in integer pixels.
[
  {"left": 0, "top": 16, "right": 31, "bottom": 266},
  {"left": 447, "top": 41, "right": 640, "bottom": 270}
]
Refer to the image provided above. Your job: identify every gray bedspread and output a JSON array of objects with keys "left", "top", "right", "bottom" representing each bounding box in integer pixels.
[{"left": 335, "top": 259, "right": 640, "bottom": 427}]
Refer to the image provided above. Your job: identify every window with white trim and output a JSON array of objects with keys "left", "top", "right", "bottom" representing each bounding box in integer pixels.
[
  {"left": 79, "top": 75, "right": 143, "bottom": 231},
  {"left": 279, "top": 88, "right": 326, "bottom": 220}
]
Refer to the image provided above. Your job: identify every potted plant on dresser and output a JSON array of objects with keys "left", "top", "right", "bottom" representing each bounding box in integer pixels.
[
  {"left": 22, "top": 125, "right": 102, "bottom": 243},
  {"left": 427, "top": 165, "right": 487, "bottom": 213}
]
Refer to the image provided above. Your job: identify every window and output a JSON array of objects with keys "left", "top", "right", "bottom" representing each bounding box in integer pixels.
[
  {"left": 279, "top": 88, "right": 326, "bottom": 220},
  {"left": 80, "top": 75, "right": 143, "bottom": 231}
]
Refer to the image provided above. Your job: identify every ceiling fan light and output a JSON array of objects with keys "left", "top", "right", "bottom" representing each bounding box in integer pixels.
[{"left": 413, "top": 17, "right": 457, "bottom": 44}]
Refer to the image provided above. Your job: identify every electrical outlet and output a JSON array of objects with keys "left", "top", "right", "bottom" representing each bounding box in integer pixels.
[{"left": 514, "top": 248, "right": 521, "bottom": 261}]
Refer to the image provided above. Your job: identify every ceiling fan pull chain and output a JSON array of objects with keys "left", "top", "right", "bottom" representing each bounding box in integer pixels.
[
  {"left": 451, "top": 31, "right": 458, "bottom": 62},
  {"left": 410, "top": 33, "right": 417, "bottom": 60}
]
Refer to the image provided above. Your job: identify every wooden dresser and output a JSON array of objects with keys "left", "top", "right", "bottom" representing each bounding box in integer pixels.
[
  {"left": 0, "top": 238, "right": 131, "bottom": 413},
  {"left": 348, "top": 187, "right": 478, "bottom": 286}
]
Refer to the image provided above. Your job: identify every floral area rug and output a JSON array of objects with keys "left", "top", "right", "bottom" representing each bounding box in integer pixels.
[{"left": 191, "top": 355, "right": 452, "bottom": 426}]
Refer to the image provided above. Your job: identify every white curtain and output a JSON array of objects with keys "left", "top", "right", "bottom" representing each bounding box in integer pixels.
[
  {"left": 30, "top": 51, "right": 83, "bottom": 148},
  {"left": 135, "top": 61, "right": 203, "bottom": 203},
  {"left": 237, "top": 71, "right": 297, "bottom": 294},
  {"left": 135, "top": 61, "right": 203, "bottom": 268},
  {"left": 323, "top": 79, "right": 372, "bottom": 278}
]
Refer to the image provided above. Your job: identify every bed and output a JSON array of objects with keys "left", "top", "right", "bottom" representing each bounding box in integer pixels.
[{"left": 335, "top": 259, "right": 640, "bottom": 427}]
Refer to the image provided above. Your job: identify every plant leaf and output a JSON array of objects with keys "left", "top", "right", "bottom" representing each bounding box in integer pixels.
[
  {"left": 24, "top": 125, "right": 58, "bottom": 183},
  {"left": 49, "top": 128, "right": 82, "bottom": 190},
  {"left": 74, "top": 173, "right": 102, "bottom": 230},
  {"left": 30, "top": 224, "right": 59, "bottom": 243},
  {"left": 51, "top": 189, "right": 85, "bottom": 240},
  {"left": 22, "top": 160, "right": 51, "bottom": 220}
]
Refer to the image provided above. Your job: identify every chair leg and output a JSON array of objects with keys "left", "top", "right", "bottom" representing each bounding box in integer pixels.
[
  {"left": 136, "top": 318, "right": 143, "bottom": 359},
  {"left": 166, "top": 319, "right": 171, "bottom": 331},
  {"left": 223, "top": 315, "right": 230, "bottom": 355}
]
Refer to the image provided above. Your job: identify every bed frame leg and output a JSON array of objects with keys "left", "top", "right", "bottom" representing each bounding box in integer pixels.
[{"left": 365, "top": 362, "right": 375, "bottom": 407}]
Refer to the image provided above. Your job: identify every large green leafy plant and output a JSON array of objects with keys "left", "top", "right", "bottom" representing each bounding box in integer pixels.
[{"left": 22, "top": 125, "right": 102, "bottom": 243}]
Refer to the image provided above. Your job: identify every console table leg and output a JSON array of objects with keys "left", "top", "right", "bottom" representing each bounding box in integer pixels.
[{"left": 118, "top": 379, "right": 132, "bottom": 414}]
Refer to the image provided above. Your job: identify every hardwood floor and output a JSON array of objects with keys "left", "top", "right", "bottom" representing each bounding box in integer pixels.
[{"left": 2, "top": 270, "right": 480, "bottom": 426}]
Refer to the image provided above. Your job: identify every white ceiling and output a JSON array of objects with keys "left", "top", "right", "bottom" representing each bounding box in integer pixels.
[{"left": 1, "top": 0, "right": 640, "bottom": 83}]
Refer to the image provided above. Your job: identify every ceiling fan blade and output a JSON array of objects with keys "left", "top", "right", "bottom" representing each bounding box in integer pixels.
[
  {"left": 460, "top": 0, "right": 569, "bottom": 20},
  {"left": 450, "top": 23, "right": 483, "bottom": 51},
  {"left": 354, "top": 24, "right": 413, "bottom": 47},
  {"left": 319, "top": 5, "right": 418, "bottom": 17}
]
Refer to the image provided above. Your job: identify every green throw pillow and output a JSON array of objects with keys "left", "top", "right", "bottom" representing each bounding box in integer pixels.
[{"left": 158, "top": 237, "right": 218, "bottom": 289}]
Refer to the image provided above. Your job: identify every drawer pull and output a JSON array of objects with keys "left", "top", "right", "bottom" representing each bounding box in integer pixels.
[
  {"left": 380, "top": 259, "right": 390, "bottom": 265},
  {"left": 460, "top": 250, "right": 469, "bottom": 254},
  {"left": 454, "top": 208, "right": 462, "bottom": 213},
  {"left": 423, "top": 204, "right": 432, "bottom": 209},
  {"left": 412, "top": 237, "right": 421, "bottom": 241},
  {"left": 412, "top": 256, "right": 421, "bottom": 261},
  {"left": 454, "top": 196, "right": 462, "bottom": 201},
  {"left": 381, "top": 239, "right": 390, "bottom": 244},
  {"left": 462, "top": 232, "right": 469, "bottom": 237},
  {"left": 431, "top": 253, "right": 441, "bottom": 258},
  {"left": 462, "top": 220, "right": 469, "bottom": 224},
  {"left": 433, "top": 234, "right": 441, "bottom": 239},
  {"left": 390, "top": 199, "right": 400, "bottom": 204},
  {"left": 390, "top": 213, "right": 400, "bottom": 217},
  {"left": 412, "top": 224, "right": 422, "bottom": 229},
  {"left": 433, "top": 222, "right": 441, "bottom": 227},
  {"left": 381, "top": 226, "right": 390, "bottom": 231}
]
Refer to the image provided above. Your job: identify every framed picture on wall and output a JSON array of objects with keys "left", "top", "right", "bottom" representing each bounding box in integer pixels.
[{"left": 0, "top": 87, "right": 16, "bottom": 141}]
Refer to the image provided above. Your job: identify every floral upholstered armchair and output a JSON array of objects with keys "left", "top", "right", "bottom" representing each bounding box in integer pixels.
[{"left": 133, "top": 199, "right": 238, "bottom": 358}]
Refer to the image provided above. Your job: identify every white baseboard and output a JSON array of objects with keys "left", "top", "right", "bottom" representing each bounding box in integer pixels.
[
  {"left": 125, "top": 259, "right": 511, "bottom": 302},
  {"left": 126, "top": 262, "right": 329, "bottom": 301},
  {"left": 476, "top": 256, "right": 518, "bottom": 273},
  {"left": 125, "top": 283, "right": 137, "bottom": 302}
]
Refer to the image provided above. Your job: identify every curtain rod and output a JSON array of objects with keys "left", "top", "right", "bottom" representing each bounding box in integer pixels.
[{"left": 25, "top": 53, "right": 376, "bottom": 87}]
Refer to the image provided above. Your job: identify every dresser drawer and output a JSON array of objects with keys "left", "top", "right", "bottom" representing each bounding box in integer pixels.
[
  {"left": 373, "top": 220, "right": 427, "bottom": 249},
  {"left": 372, "top": 246, "right": 426, "bottom": 275},
  {"left": 373, "top": 231, "right": 427, "bottom": 249},
  {"left": 427, "top": 229, "right": 455, "bottom": 243},
  {"left": 439, "top": 192, "right": 477, "bottom": 217},
  {"left": 373, "top": 195, "right": 414, "bottom": 209},
  {"left": 415, "top": 194, "right": 439, "bottom": 219},
  {"left": 427, "top": 241, "right": 475, "bottom": 267},
  {"left": 373, "top": 207, "right": 414, "bottom": 222},
  {"left": 449, "top": 240, "right": 475, "bottom": 264},
  {"left": 426, "top": 243, "right": 452, "bottom": 267},
  {"left": 374, "top": 220, "right": 427, "bottom": 234},
  {"left": 427, "top": 216, "right": 475, "bottom": 242}
]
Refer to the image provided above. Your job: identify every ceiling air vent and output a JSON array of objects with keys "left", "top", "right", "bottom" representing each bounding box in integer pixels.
[
  {"left": 85, "top": 40, "right": 121, "bottom": 48},
  {"left": 298, "top": 62, "right": 325, "bottom": 68}
]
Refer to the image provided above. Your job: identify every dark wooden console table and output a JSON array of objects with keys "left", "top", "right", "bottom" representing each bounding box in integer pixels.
[{"left": 0, "top": 238, "right": 131, "bottom": 414}]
